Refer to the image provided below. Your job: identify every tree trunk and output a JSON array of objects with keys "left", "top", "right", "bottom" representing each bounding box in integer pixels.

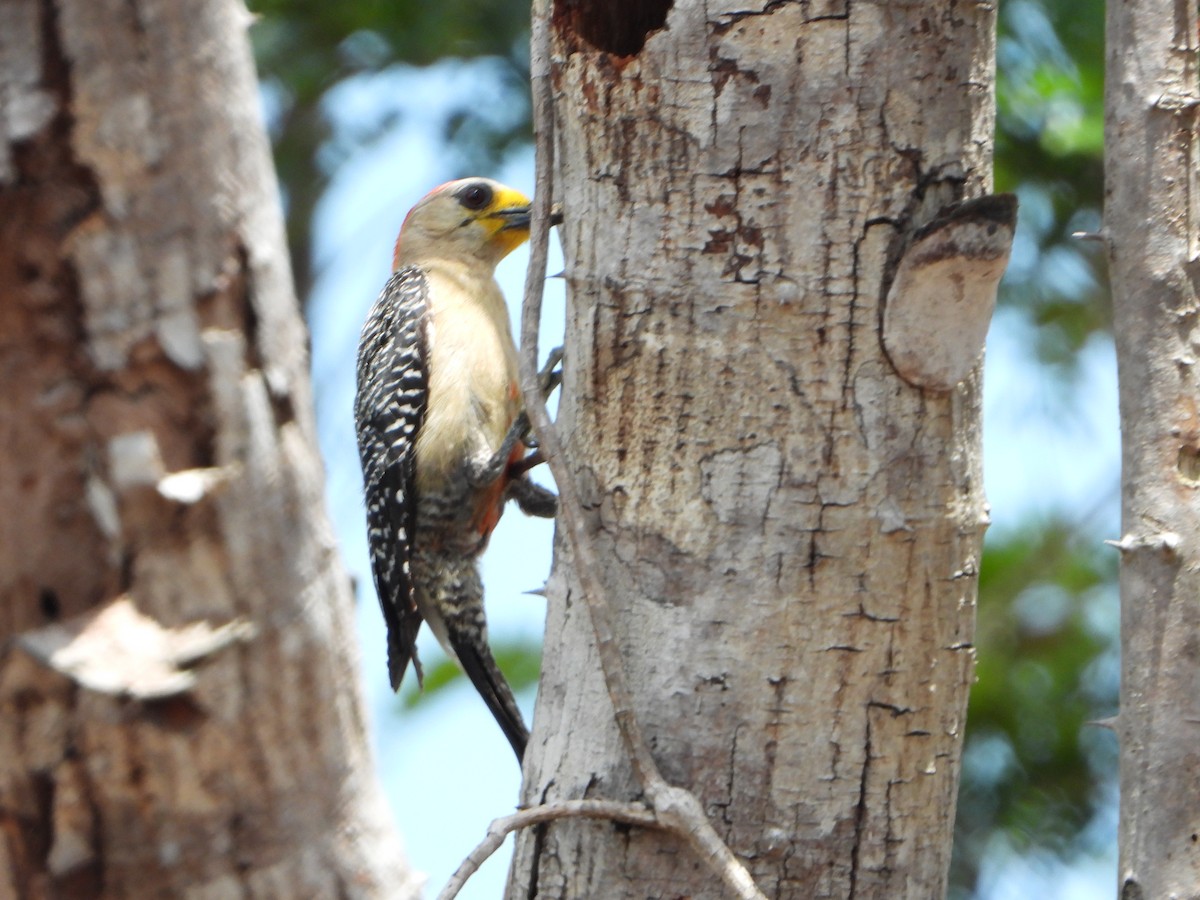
[
  {"left": 1106, "top": 0, "right": 1200, "bottom": 896},
  {"left": 0, "top": 1, "right": 414, "bottom": 896},
  {"left": 510, "top": 1, "right": 998, "bottom": 897}
]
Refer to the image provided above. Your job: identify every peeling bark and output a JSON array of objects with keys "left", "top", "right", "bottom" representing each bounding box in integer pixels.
[
  {"left": 510, "top": 1, "right": 995, "bottom": 897},
  {"left": 0, "top": 1, "right": 414, "bottom": 896}
]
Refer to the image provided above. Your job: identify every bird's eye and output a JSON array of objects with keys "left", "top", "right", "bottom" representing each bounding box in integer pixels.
[{"left": 458, "top": 183, "right": 493, "bottom": 211}]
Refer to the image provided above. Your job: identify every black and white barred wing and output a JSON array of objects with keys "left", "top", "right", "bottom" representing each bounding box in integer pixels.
[{"left": 354, "top": 266, "right": 429, "bottom": 691}]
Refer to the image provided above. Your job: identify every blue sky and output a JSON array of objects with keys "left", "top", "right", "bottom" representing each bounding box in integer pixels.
[{"left": 301, "top": 61, "right": 1120, "bottom": 900}]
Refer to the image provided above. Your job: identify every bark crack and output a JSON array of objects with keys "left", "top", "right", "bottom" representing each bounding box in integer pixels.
[
  {"left": 847, "top": 714, "right": 871, "bottom": 900},
  {"left": 525, "top": 781, "right": 557, "bottom": 900}
]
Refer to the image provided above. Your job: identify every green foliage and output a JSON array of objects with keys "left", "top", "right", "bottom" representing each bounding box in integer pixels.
[
  {"left": 950, "top": 522, "right": 1118, "bottom": 894},
  {"left": 944, "top": 4, "right": 1119, "bottom": 890},
  {"left": 248, "top": 0, "right": 532, "bottom": 302},
  {"left": 995, "top": 0, "right": 1108, "bottom": 370},
  {"left": 251, "top": 0, "right": 531, "bottom": 82}
]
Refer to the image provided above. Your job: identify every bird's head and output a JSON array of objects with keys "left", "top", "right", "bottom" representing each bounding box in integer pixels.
[{"left": 393, "top": 178, "right": 554, "bottom": 270}]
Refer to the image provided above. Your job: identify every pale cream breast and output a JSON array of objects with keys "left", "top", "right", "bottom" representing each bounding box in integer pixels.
[{"left": 414, "top": 261, "right": 521, "bottom": 491}]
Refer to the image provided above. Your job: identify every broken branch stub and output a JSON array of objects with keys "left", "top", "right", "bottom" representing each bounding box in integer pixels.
[{"left": 882, "top": 193, "right": 1018, "bottom": 392}]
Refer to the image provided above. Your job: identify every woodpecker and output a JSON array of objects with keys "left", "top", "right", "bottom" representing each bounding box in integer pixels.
[{"left": 354, "top": 178, "right": 560, "bottom": 762}]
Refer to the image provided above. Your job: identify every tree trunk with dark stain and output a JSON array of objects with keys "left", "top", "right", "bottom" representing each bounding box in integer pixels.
[{"left": 510, "top": 1, "right": 995, "bottom": 896}]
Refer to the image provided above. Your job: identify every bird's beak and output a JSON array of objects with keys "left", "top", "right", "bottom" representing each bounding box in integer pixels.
[
  {"left": 494, "top": 207, "right": 532, "bottom": 231},
  {"left": 493, "top": 204, "right": 564, "bottom": 232}
]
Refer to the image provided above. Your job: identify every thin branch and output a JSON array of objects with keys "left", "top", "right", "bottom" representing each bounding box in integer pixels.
[
  {"left": 437, "top": 800, "right": 658, "bottom": 900},
  {"left": 511, "top": 2, "right": 767, "bottom": 899},
  {"left": 518, "top": 0, "right": 659, "bottom": 801},
  {"left": 439, "top": 793, "right": 762, "bottom": 900},
  {"left": 644, "top": 784, "right": 767, "bottom": 900}
]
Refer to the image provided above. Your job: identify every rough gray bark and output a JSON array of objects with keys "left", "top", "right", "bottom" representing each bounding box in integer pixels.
[
  {"left": 509, "top": 1, "right": 998, "bottom": 897},
  {"left": 1105, "top": 0, "right": 1200, "bottom": 896},
  {"left": 0, "top": 1, "right": 415, "bottom": 896}
]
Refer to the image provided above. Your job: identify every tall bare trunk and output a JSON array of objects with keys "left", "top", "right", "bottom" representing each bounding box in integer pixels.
[
  {"left": 0, "top": 1, "right": 414, "bottom": 896},
  {"left": 1106, "top": 0, "right": 1200, "bottom": 896},
  {"left": 510, "top": 1, "right": 1000, "bottom": 896}
]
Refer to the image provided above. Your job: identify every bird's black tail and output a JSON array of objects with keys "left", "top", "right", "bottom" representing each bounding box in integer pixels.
[
  {"left": 449, "top": 628, "right": 529, "bottom": 762},
  {"left": 414, "top": 550, "right": 530, "bottom": 762}
]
